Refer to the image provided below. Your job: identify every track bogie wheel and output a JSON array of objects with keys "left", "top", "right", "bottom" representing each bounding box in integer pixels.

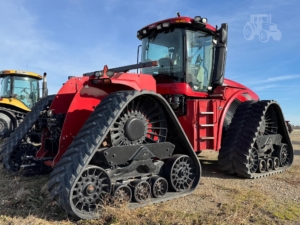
[
  {"left": 150, "top": 176, "right": 168, "bottom": 198},
  {"left": 272, "top": 157, "right": 280, "bottom": 170},
  {"left": 112, "top": 184, "right": 132, "bottom": 205},
  {"left": 258, "top": 159, "right": 267, "bottom": 173},
  {"left": 70, "top": 166, "right": 111, "bottom": 218},
  {"left": 266, "top": 158, "right": 273, "bottom": 171},
  {"left": 165, "top": 154, "right": 196, "bottom": 192},
  {"left": 131, "top": 180, "right": 151, "bottom": 203}
]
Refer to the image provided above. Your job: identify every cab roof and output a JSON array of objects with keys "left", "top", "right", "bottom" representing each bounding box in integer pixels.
[
  {"left": 0, "top": 70, "right": 42, "bottom": 79},
  {"left": 137, "top": 16, "right": 217, "bottom": 39}
]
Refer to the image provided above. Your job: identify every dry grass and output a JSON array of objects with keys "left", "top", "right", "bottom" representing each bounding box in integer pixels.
[{"left": 0, "top": 131, "right": 299, "bottom": 225}]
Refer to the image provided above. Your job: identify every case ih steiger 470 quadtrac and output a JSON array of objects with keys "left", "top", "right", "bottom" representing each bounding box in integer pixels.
[{"left": 2, "top": 14, "right": 293, "bottom": 219}]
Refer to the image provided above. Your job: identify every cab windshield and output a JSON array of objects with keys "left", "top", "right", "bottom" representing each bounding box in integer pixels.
[
  {"left": 0, "top": 75, "right": 39, "bottom": 108},
  {"left": 186, "top": 30, "right": 214, "bottom": 92},
  {"left": 0, "top": 76, "right": 12, "bottom": 98},
  {"left": 141, "top": 28, "right": 215, "bottom": 92},
  {"left": 141, "top": 28, "right": 184, "bottom": 82}
]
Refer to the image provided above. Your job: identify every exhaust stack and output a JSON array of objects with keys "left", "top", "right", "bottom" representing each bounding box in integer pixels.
[{"left": 42, "top": 72, "right": 48, "bottom": 97}]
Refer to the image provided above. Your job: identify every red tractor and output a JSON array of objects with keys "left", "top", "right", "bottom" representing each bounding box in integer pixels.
[{"left": 2, "top": 14, "right": 293, "bottom": 219}]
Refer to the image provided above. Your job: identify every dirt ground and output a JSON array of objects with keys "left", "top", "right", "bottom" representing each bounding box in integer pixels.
[{"left": 0, "top": 131, "right": 299, "bottom": 225}]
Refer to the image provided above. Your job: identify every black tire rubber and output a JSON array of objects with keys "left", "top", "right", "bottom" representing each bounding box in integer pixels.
[
  {"left": 2, "top": 95, "right": 55, "bottom": 173},
  {"left": 218, "top": 101, "right": 255, "bottom": 174},
  {"left": 222, "top": 99, "right": 241, "bottom": 135}
]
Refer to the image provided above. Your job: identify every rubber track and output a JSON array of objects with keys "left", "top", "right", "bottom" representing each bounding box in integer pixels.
[
  {"left": 218, "top": 100, "right": 293, "bottom": 178},
  {"left": 0, "top": 106, "right": 27, "bottom": 122},
  {"left": 2, "top": 95, "right": 55, "bottom": 172},
  {"left": 0, "top": 107, "right": 27, "bottom": 160},
  {"left": 48, "top": 90, "right": 201, "bottom": 219}
]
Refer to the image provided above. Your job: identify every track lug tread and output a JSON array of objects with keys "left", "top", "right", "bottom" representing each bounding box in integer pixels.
[
  {"left": 218, "top": 100, "right": 293, "bottom": 178},
  {"left": 2, "top": 95, "right": 55, "bottom": 173}
]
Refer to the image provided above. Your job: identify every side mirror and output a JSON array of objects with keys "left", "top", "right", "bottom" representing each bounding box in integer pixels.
[
  {"left": 219, "top": 23, "right": 228, "bottom": 44},
  {"left": 211, "top": 23, "right": 228, "bottom": 88}
]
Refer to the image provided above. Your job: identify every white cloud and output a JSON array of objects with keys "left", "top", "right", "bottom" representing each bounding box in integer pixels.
[
  {"left": 265, "top": 75, "right": 300, "bottom": 82},
  {"left": 253, "top": 84, "right": 277, "bottom": 91}
]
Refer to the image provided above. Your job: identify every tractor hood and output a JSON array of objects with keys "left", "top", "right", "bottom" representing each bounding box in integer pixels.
[
  {"left": 223, "top": 78, "right": 247, "bottom": 89},
  {"left": 0, "top": 97, "right": 31, "bottom": 111},
  {"left": 223, "top": 78, "right": 259, "bottom": 100}
]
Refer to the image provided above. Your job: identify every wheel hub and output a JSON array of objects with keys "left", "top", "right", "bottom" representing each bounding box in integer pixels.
[
  {"left": 125, "top": 118, "right": 145, "bottom": 141},
  {"left": 84, "top": 183, "right": 96, "bottom": 195},
  {"left": 178, "top": 167, "right": 189, "bottom": 178}
]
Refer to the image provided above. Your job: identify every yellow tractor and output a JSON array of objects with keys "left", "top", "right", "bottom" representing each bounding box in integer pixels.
[{"left": 0, "top": 70, "right": 48, "bottom": 140}]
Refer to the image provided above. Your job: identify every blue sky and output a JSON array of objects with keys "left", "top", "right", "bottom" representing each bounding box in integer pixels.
[{"left": 0, "top": 0, "right": 299, "bottom": 125}]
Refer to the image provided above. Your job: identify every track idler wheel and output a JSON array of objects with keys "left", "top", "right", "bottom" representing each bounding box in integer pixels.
[
  {"left": 258, "top": 159, "right": 267, "bottom": 173},
  {"left": 131, "top": 180, "right": 151, "bottom": 203},
  {"left": 70, "top": 166, "right": 111, "bottom": 218},
  {"left": 150, "top": 176, "right": 168, "bottom": 198},
  {"left": 165, "top": 154, "right": 196, "bottom": 192},
  {"left": 274, "top": 144, "right": 290, "bottom": 167},
  {"left": 112, "top": 184, "right": 132, "bottom": 204}
]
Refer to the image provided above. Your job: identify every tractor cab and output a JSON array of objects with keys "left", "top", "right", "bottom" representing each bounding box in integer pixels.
[
  {"left": 138, "top": 15, "right": 228, "bottom": 94},
  {"left": 0, "top": 70, "right": 42, "bottom": 110}
]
